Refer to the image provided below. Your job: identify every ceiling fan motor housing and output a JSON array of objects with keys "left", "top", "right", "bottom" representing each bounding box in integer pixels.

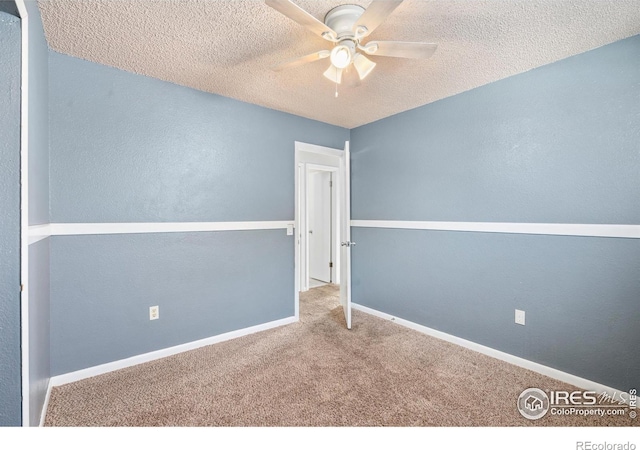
[{"left": 324, "top": 4, "right": 365, "bottom": 40}]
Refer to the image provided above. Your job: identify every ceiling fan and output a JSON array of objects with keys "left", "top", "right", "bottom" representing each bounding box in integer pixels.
[{"left": 265, "top": 0, "right": 437, "bottom": 89}]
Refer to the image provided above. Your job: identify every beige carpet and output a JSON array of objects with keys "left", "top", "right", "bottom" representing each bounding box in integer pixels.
[{"left": 45, "top": 285, "right": 634, "bottom": 426}]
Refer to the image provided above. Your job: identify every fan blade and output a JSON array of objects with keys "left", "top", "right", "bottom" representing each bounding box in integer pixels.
[
  {"left": 273, "top": 50, "right": 330, "bottom": 71},
  {"left": 353, "top": 0, "right": 403, "bottom": 38},
  {"left": 266, "top": 0, "right": 337, "bottom": 41},
  {"left": 363, "top": 41, "right": 437, "bottom": 59}
]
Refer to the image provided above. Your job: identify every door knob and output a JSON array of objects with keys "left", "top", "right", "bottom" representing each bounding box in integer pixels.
[{"left": 341, "top": 241, "right": 356, "bottom": 247}]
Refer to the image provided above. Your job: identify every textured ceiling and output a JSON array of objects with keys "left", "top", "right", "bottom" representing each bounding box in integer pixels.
[{"left": 39, "top": 0, "right": 640, "bottom": 128}]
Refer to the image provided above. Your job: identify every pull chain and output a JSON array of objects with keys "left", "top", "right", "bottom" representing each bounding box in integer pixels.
[{"left": 334, "top": 66, "right": 339, "bottom": 98}]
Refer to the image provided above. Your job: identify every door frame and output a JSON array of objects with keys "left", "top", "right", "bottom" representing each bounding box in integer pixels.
[
  {"left": 15, "top": 0, "right": 30, "bottom": 426},
  {"left": 294, "top": 142, "right": 343, "bottom": 321}
]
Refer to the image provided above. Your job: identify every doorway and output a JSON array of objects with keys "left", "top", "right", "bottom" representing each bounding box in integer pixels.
[
  {"left": 294, "top": 141, "right": 353, "bottom": 329},
  {"left": 307, "top": 167, "right": 337, "bottom": 288}
]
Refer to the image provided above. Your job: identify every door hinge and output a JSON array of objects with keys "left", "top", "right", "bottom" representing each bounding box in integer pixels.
[
  {"left": 329, "top": 180, "right": 333, "bottom": 187},
  {"left": 329, "top": 262, "right": 333, "bottom": 268}
]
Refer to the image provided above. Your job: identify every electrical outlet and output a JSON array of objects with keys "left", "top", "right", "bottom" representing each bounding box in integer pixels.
[
  {"left": 149, "top": 305, "right": 159, "bottom": 321},
  {"left": 515, "top": 309, "right": 525, "bottom": 326}
]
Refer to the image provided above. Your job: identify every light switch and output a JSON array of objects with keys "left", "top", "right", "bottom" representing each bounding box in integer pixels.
[
  {"left": 515, "top": 309, "right": 525, "bottom": 326},
  {"left": 287, "top": 224, "right": 294, "bottom": 236}
]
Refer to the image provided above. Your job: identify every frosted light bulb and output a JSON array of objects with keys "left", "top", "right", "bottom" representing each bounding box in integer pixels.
[{"left": 330, "top": 45, "right": 352, "bottom": 69}]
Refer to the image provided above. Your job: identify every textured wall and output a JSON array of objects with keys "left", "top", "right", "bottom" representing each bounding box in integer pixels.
[
  {"left": 51, "top": 231, "right": 293, "bottom": 375},
  {"left": 49, "top": 51, "right": 348, "bottom": 374},
  {"left": 351, "top": 35, "right": 640, "bottom": 224},
  {"left": 27, "top": 0, "right": 48, "bottom": 225},
  {"left": 350, "top": 35, "right": 640, "bottom": 391},
  {"left": 351, "top": 228, "right": 640, "bottom": 390},
  {"left": 28, "top": 239, "right": 50, "bottom": 425},
  {"left": 0, "top": 10, "right": 21, "bottom": 426},
  {"left": 50, "top": 51, "right": 349, "bottom": 223},
  {"left": 0, "top": 1, "right": 19, "bottom": 17}
]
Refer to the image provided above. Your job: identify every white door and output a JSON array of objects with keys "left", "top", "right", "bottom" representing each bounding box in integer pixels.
[
  {"left": 308, "top": 171, "right": 332, "bottom": 283},
  {"left": 339, "top": 141, "right": 353, "bottom": 329}
]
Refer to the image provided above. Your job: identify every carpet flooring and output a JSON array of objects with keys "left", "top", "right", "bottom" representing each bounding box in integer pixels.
[{"left": 45, "top": 285, "right": 635, "bottom": 426}]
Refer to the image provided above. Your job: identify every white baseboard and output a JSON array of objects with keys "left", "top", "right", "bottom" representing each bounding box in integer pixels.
[
  {"left": 49, "top": 316, "right": 297, "bottom": 387},
  {"left": 352, "top": 303, "right": 622, "bottom": 396},
  {"left": 39, "top": 379, "right": 52, "bottom": 427}
]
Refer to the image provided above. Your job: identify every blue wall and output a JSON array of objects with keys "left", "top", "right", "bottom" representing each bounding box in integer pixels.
[
  {"left": 25, "top": 0, "right": 51, "bottom": 426},
  {"left": 28, "top": 239, "right": 50, "bottom": 424},
  {"left": 350, "top": 35, "right": 640, "bottom": 391},
  {"left": 50, "top": 231, "right": 292, "bottom": 375},
  {"left": 352, "top": 36, "right": 640, "bottom": 224},
  {"left": 27, "top": 0, "right": 48, "bottom": 226},
  {"left": 50, "top": 52, "right": 348, "bottom": 223},
  {"left": 49, "top": 51, "right": 348, "bottom": 374},
  {"left": 0, "top": 1, "right": 18, "bottom": 16},
  {"left": 0, "top": 9, "right": 21, "bottom": 427}
]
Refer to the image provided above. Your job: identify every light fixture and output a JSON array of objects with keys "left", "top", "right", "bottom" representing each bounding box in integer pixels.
[
  {"left": 267, "top": 0, "right": 439, "bottom": 92},
  {"left": 330, "top": 43, "right": 352, "bottom": 69},
  {"left": 353, "top": 53, "right": 376, "bottom": 80},
  {"left": 332, "top": 40, "right": 357, "bottom": 69},
  {"left": 323, "top": 65, "right": 342, "bottom": 84}
]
